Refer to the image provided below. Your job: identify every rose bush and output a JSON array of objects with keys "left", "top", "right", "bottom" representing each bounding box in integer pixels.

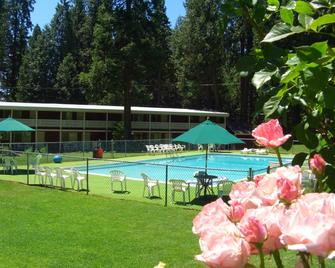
[{"left": 193, "top": 120, "right": 335, "bottom": 268}]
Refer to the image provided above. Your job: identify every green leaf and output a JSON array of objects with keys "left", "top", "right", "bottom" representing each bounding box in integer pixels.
[
  {"left": 267, "top": 0, "right": 279, "bottom": 11},
  {"left": 262, "top": 23, "right": 297, "bottom": 42},
  {"left": 302, "top": 67, "right": 331, "bottom": 96},
  {"left": 262, "top": 43, "right": 288, "bottom": 65},
  {"left": 297, "top": 46, "right": 322, "bottom": 62},
  {"left": 310, "top": 14, "right": 335, "bottom": 32},
  {"left": 280, "top": 8, "right": 294, "bottom": 25},
  {"left": 310, "top": 0, "right": 328, "bottom": 9},
  {"left": 294, "top": 123, "right": 319, "bottom": 149},
  {"left": 285, "top": 1, "right": 296, "bottom": 10},
  {"left": 324, "top": 165, "right": 335, "bottom": 192},
  {"left": 311, "top": 41, "right": 328, "bottom": 56},
  {"left": 286, "top": 55, "right": 300, "bottom": 66},
  {"left": 292, "top": 152, "right": 308, "bottom": 166},
  {"left": 298, "top": 14, "right": 314, "bottom": 29},
  {"left": 295, "top": 1, "right": 314, "bottom": 15},
  {"left": 281, "top": 136, "right": 293, "bottom": 151},
  {"left": 320, "top": 147, "right": 335, "bottom": 166},
  {"left": 252, "top": 69, "right": 277, "bottom": 89},
  {"left": 281, "top": 68, "right": 300, "bottom": 83},
  {"left": 323, "top": 85, "right": 335, "bottom": 108},
  {"left": 263, "top": 95, "right": 281, "bottom": 118}
]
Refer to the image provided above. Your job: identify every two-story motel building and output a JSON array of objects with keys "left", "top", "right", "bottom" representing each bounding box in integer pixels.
[{"left": 0, "top": 102, "right": 229, "bottom": 143}]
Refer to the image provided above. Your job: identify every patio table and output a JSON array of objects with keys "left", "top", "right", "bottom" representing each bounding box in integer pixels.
[{"left": 194, "top": 173, "right": 217, "bottom": 197}]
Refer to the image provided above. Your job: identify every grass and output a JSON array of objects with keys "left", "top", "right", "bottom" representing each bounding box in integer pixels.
[
  {"left": 0, "top": 180, "right": 201, "bottom": 267},
  {"left": 0, "top": 180, "right": 333, "bottom": 267}
]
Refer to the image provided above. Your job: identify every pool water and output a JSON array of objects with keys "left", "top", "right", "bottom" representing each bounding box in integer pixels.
[{"left": 78, "top": 154, "right": 291, "bottom": 182}]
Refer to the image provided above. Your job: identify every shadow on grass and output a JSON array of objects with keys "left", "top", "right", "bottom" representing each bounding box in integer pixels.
[
  {"left": 112, "top": 190, "right": 130, "bottom": 194},
  {"left": 190, "top": 195, "right": 230, "bottom": 206},
  {"left": 2, "top": 169, "right": 35, "bottom": 175}
]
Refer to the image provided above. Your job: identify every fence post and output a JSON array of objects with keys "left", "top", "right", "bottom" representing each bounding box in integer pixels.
[
  {"left": 248, "top": 168, "right": 253, "bottom": 181},
  {"left": 124, "top": 140, "right": 127, "bottom": 157},
  {"left": 112, "top": 140, "right": 114, "bottom": 158},
  {"left": 165, "top": 165, "right": 168, "bottom": 207},
  {"left": 26, "top": 152, "right": 30, "bottom": 185},
  {"left": 86, "top": 158, "right": 89, "bottom": 195}
]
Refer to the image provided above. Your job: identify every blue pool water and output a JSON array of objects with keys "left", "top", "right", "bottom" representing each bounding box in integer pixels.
[{"left": 77, "top": 154, "right": 291, "bottom": 182}]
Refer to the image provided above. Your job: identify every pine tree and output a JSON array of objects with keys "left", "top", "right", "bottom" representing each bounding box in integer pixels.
[
  {"left": 1, "top": 0, "right": 35, "bottom": 100},
  {"left": 55, "top": 53, "right": 85, "bottom": 103},
  {"left": 16, "top": 25, "right": 56, "bottom": 101},
  {"left": 170, "top": 0, "right": 240, "bottom": 113},
  {"left": 145, "top": 0, "right": 174, "bottom": 106},
  {"left": 0, "top": 0, "right": 7, "bottom": 80},
  {"left": 50, "top": 0, "right": 75, "bottom": 63}
]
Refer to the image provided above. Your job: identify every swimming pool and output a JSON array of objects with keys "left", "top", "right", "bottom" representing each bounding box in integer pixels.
[{"left": 77, "top": 154, "right": 291, "bottom": 182}]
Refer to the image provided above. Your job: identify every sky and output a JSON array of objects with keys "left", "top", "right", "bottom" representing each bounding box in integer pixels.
[{"left": 31, "top": 0, "right": 186, "bottom": 29}]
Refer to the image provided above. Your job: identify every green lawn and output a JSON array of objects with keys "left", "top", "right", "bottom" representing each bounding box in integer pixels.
[
  {"left": 0, "top": 180, "right": 332, "bottom": 267},
  {"left": 0, "top": 180, "right": 201, "bottom": 267}
]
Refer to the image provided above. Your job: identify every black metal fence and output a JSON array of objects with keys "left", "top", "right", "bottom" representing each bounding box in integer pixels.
[{"left": 0, "top": 149, "right": 276, "bottom": 207}]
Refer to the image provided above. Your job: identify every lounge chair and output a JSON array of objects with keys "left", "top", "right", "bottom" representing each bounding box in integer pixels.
[
  {"left": 170, "top": 179, "right": 191, "bottom": 205},
  {"left": 110, "top": 170, "right": 127, "bottom": 192},
  {"left": 141, "top": 173, "right": 161, "bottom": 198}
]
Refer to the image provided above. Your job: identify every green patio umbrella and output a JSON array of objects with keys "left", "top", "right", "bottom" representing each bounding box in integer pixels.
[
  {"left": 0, "top": 118, "right": 35, "bottom": 145},
  {"left": 173, "top": 120, "right": 244, "bottom": 170}
]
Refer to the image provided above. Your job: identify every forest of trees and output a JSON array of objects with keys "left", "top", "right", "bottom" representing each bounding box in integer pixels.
[{"left": 0, "top": 0, "right": 266, "bottom": 138}]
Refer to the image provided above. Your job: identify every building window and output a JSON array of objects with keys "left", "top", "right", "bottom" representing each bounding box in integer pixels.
[
  {"left": 86, "top": 112, "right": 106, "bottom": 121},
  {"left": 171, "top": 115, "right": 188, "bottom": 123},
  {"left": 108, "top": 113, "right": 122, "bottom": 121},
  {"left": 0, "top": 110, "right": 11, "bottom": 118},
  {"left": 151, "top": 114, "right": 162, "bottom": 122},
  {"left": 38, "top": 111, "right": 60, "bottom": 119},
  {"left": 131, "top": 114, "right": 149, "bottom": 122}
]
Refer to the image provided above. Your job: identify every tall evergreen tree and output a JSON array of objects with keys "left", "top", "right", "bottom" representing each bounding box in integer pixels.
[
  {"left": 50, "top": 0, "right": 75, "bottom": 63},
  {"left": 16, "top": 25, "right": 56, "bottom": 101},
  {"left": 171, "top": 0, "right": 234, "bottom": 111},
  {"left": 1, "top": 0, "right": 35, "bottom": 100},
  {"left": 0, "top": 0, "right": 7, "bottom": 87},
  {"left": 145, "top": 0, "right": 174, "bottom": 106}
]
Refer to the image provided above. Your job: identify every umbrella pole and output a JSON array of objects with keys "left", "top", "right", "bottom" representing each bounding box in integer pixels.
[{"left": 205, "top": 145, "right": 208, "bottom": 173}]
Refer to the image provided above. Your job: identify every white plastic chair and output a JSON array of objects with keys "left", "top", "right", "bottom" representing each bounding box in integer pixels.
[
  {"left": 141, "top": 173, "right": 161, "bottom": 198},
  {"left": 55, "top": 167, "right": 72, "bottom": 190},
  {"left": 170, "top": 179, "right": 190, "bottom": 205},
  {"left": 34, "top": 166, "right": 46, "bottom": 185},
  {"left": 72, "top": 168, "right": 86, "bottom": 191},
  {"left": 44, "top": 167, "right": 58, "bottom": 187},
  {"left": 110, "top": 170, "right": 127, "bottom": 192}
]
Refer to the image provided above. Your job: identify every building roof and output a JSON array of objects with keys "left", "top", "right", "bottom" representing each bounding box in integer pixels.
[{"left": 0, "top": 101, "right": 229, "bottom": 117}]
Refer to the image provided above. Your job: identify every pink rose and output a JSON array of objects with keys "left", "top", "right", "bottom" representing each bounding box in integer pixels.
[
  {"left": 253, "top": 174, "right": 265, "bottom": 186},
  {"left": 277, "top": 178, "right": 300, "bottom": 204},
  {"left": 193, "top": 198, "right": 230, "bottom": 236},
  {"left": 252, "top": 119, "right": 291, "bottom": 148},
  {"left": 279, "top": 193, "right": 335, "bottom": 257},
  {"left": 239, "top": 206, "right": 284, "bottom": 254},
  {"left": 255, "top": 174, "right": 279, "bottom": 206},
  {"left": 196, "top": 221, "right": 250, "bottom": 268},
  {"left": 239, "top": 216, "right": 267, "bottom": 244},
  {"left": 276, "top": 166, "right": 302, "bottom": 187},
  {"left": 228, "top": 200, "right": 245, "bottom": 223},
  {"left": 229, "top": 181, "right": 261, "bottom": 209},
  {"left": 309, "top": 154, "right": 326, "bottom": 176}
]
